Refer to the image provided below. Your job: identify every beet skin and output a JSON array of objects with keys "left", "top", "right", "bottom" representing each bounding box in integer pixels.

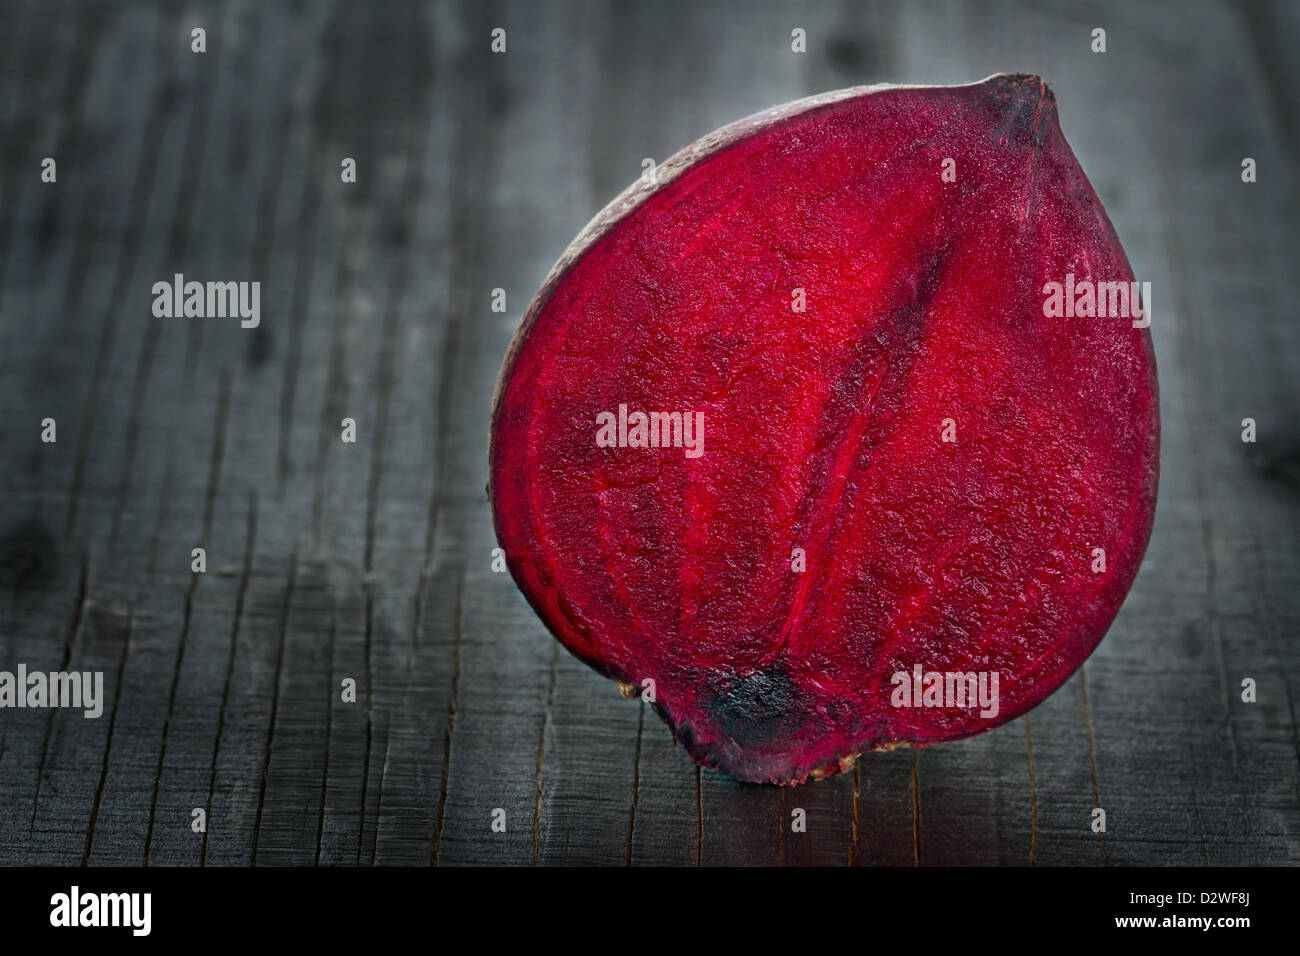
[{"left": 489, "top": 74, "right": 1159, "bottom": 785}]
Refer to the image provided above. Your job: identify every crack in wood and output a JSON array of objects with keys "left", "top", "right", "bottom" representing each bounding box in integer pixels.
[
  {"left": 143, "top": 376, "right": 232, "bottom": 864},
  {"left": 82, "top": 610, "right": 133, "bottom": 865},
  {"left": 250, "top": 549, "right": 297, "bottom": 865},
  {"left": 430, "top": 568, "right": 465, "bottom": 866},
  {"left": 201, "top": 493, "right": 257, "bottom": 866}
]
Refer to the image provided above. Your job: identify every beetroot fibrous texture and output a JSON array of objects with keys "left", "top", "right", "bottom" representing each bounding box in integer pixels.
[{"left": 490, "top": 74, "right": 1159, "bottom": 785}]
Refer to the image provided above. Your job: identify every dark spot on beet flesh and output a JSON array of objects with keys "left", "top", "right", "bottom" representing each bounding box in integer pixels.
[{"left": 708, "top": 665, "right": 812, "bottom": 746}]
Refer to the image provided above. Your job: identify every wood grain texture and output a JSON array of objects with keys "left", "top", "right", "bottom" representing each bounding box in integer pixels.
[{"left": 0, "top": 0, "right": 1296, "bottom": 866}]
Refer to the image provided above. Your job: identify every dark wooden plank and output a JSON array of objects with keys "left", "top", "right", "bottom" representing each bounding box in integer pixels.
[
  {"left": 434, "top": 0, "right": 570, "bottom": 866},
  {"left": 144, "top": 0, "right": 299, "bottom": 867},
  {"left": 1138, "top": 0, "right": 1299, "bottom": 862},
  {"left": 2, "top": 1, "right": 178, "bottom": 865},
  {"left": 361, "top": 2, "right": 455, "bottom": 865},
  {"left": 627, "top": 702, "right": 699, "bottom": 866},
  {"left": 1036, "top": 0, "right": 1297, "bottom": 866},
  {"left": 83, "top": 0, "right": 260, "bottom": 865},
  {"left": 255, "top": 0, "right": 404, "bottom": 865},
  {"left": 852, "top": 749, "right": 921, "bottom": 866}
]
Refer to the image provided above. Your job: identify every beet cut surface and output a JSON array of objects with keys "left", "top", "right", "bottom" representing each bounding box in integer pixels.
[{"left": 490, "top": 75, "right": 1159, "bottom": 785}]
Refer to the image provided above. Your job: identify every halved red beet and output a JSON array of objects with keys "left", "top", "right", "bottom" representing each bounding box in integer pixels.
[{"left": 490, "top": 74, "right": 1159, "bottom": 785}]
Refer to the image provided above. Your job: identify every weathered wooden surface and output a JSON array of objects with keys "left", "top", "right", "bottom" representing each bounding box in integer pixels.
[{"left": 0, "top": 0, "right": 1296, "bottom": 866}]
